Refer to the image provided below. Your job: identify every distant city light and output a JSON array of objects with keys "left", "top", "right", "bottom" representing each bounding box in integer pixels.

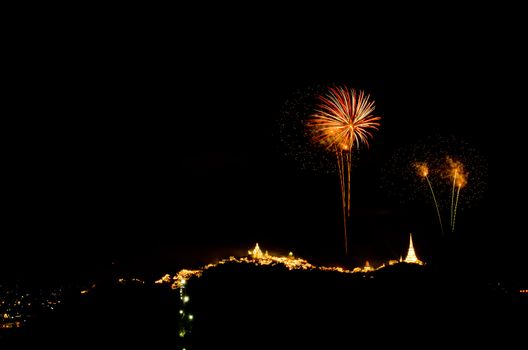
[
  {"left": 1, "top": 286, "right": 63, "bottom": 329},
  {"left": 183, "top": 296, "right": 190, "bottom": 303}
]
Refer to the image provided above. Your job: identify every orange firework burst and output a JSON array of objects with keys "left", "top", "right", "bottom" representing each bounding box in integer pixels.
[
  {"left": 309, "top": 86, "right": 380, "bottom": 254},
  {"left": 310, "top": 87, "right": 380, "bottom": 151},
  {"left": 414, "top": 162, "right": 429, "bottom": 178},
  {"left": 445, "top": 156, "right": 468, "bottom": 232}
]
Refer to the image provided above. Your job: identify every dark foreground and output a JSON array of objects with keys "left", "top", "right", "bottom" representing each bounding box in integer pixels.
[{"left": 2, "top": 262, "right": 526, "bottom": 348}]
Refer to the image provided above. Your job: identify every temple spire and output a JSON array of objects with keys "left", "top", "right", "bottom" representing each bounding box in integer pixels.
[
  {"left": 249, "top": 243, "right": 264, "bottom": 259},
  {"left": 404, "top": 233, "right": 424, "bottom": 265}
]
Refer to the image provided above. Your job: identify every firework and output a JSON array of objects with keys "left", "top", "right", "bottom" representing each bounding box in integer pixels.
[
  {"left": 413, "top": 162, "right": 444, "bottom": 235},
  {"left": 309, "top": 86, "right": 380, "bottom": 254},
  {"left": 382, "top": 135, "right": 486, "bottom": 236},
  {"left": 445, "top": 156, "right": 468, "bottom": 232}
]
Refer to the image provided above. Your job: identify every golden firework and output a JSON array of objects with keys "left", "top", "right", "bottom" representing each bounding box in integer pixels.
[
  {"left": 309, "top": 86, "right": 380, "bottom": 254},
  {"left": 445, "top": 156, "right": 468, "bottom": 232},
  {"left": 413, "top": 162, "right": 444, "bottom": 235}
]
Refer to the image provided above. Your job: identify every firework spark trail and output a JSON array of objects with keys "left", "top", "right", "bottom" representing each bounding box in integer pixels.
[
  {"left": 425, "top": 175, "right": 444, "bottom": 236},
  {"left": 453, "top": 185, "right": 462, "bottom": 232},
  {"left": 446, "top": 157, "right": 467, "bottom": 232},
  {"left": 309, "top": 86, "right": 380, "bottom": 254},
  {"left": 336, "top": 149, "right": 348, "bottom": 253},
  {"left": 414, "top": 162, "right": 444, "bottom": 235},
  {"left": 346, "top": 151, "right": 351, "bottom": 218},
  {"left": 452, "top": 171, "right": 467, "bottom": 232},
  {"left": 450, "top": 169, "right": 457, "bottom": 231}
]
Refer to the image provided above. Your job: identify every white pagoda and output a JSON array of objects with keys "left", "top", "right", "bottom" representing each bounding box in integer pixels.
[{"left": 404, "top": 233, "right": 424, "bottom": 265}]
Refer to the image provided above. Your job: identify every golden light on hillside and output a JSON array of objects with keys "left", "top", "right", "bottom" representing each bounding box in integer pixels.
[{"left": 157, "top": 243, "right": 425, "bottom": 290}]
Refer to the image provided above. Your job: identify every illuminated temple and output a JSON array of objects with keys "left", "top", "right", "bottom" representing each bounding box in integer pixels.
[
  {"left": 404, "top": 233, "right": 424, "bottom": 265},
  {"left": 156, "top": 241, "right": 428, "bottom": 290},
  {"left": 248, "top": 243, "right": 268, "bottom": 259}
]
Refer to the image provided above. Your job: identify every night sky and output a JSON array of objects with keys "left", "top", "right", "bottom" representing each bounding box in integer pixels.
[{"left": 4, "top": 18, "right": 527, "bottom": 282}]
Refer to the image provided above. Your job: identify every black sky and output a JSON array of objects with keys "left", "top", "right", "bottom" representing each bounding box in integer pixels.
[{"left": 3, "top": 16, "right": 527, "bottom": 281}]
